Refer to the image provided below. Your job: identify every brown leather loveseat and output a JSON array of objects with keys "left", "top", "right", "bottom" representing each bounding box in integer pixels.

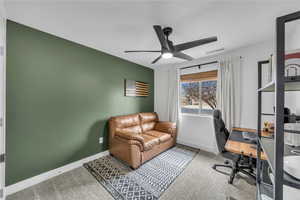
[{"left": 109, "top": 112, "right": 177, "bottom": 169}]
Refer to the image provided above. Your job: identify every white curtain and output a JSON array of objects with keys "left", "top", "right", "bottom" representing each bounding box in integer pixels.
[
  {"left": 217, "top": 56, "right": 242, "bottom": 131},
  {"left": 166, "top": 68, "right": 180, "bottom": 123}
]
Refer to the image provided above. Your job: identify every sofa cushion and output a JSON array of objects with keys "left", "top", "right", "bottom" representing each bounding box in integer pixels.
[
  {"left": 139, "top": 112, "right": 158, "bottom": 132},
  {"left": 145, "top": 130, "right": 172, "bottom": 143},
  {"left": 140, "top": 134, "right": 159, "bottom": 151},
  {"left": 113, "top": 114, "right": 141, "bottom": 129},
  {"left": 154, "top": 122, "right": 176, "bottom": 137},
  {"left": 112, "top": 114, "right": 142, "bottom": 135},
  {"left": 139, "top": 112, "right": 158, "bottom": 123},
  {"left": 116, "top": 125, "right": 142, "bottom": 135},
  {"left": 141, "top": 122, "right": 156, "bottom": 132}
]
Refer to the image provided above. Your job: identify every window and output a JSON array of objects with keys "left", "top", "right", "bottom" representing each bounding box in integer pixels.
[{"left": 180, "top": 70, "right": 217, "bottom": 115}]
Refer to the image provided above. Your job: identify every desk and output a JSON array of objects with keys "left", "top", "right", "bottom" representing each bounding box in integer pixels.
[
  {"left": 232, "top": 127, "right": 273, "bottom": 138},
  {"left": 225, "top": 127, "right": 267, "bottom": 160}
]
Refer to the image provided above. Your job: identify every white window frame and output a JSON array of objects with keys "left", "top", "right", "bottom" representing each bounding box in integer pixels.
[{"left": 180, "top": 79, "right": 217, "bottom": 116}]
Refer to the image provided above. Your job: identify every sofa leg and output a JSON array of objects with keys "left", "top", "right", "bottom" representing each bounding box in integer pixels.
[{"left": 130, "top": 163, "right": 141, "bottom": 170}]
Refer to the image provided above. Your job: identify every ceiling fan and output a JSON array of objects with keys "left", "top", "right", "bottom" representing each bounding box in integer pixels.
[{"left": 124, "top": 25, "right": 218, "bottom": 64}]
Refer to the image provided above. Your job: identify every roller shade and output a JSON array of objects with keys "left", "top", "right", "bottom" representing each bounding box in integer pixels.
[{"left": 180, "top": 70, "right": 218, "bottom": 82}]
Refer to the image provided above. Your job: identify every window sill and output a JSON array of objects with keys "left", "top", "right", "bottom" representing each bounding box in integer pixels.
[{"left": 180, "top": 113, "right": 213, "bottom": 119}]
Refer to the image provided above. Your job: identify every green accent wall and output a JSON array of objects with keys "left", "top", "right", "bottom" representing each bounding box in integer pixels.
[{"left": 6, "top": 20, "right": 154, "bottom": 185}]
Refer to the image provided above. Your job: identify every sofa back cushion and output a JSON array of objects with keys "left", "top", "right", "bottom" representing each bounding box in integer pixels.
[
  {"left": 116, "top": 125, "right": 142, "bottom": 135},
  {"left": 139, "top": 112, "right": 159, "bottom": 132},
  {"left": 109, "top": 114, "right": 142, "bottom": 139}
]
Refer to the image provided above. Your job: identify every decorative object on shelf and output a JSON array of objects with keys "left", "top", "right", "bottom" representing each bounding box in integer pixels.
[
  {"left": 290, "top": 114, "right": 297, "bottom": 123},
  {"left": 285, "top": 50, "right": 300, "bottom": 81},
  {"left": 263, "top": 122, "right": 274, "bottom": 133},
  {"left": 124, "top": 79, "right": 149, "bottom": 97},
  {"left": 284, "top": 123, "right": 300, "bottom": 147},
  {"left": 284, "top": 107, "right": 292, "bottom": 123},
  {"left": 273, "top": 107, "right": 292, "bottom": 123},
  {"left": 284, "top": 156, "right": 300, "bottom": 180},
  {"left": 265, "top": 51, "right": 300, "bottom": 83}
]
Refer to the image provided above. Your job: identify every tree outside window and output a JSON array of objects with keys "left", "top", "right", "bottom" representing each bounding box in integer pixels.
[{"left": 180, "top": 79, "right": 217, "bottom": 115}]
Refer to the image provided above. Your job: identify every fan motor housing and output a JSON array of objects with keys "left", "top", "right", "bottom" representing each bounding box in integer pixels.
[{"left": 163, "top": 27, "right": 173, "bottom": 37}]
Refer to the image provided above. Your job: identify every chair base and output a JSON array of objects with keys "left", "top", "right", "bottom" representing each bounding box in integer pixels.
[
  {"left": 212, "top": 163, "right": 232, "bottom": 170},
  {"left": 212, "top": 159, "right": 256, "bottom": 184}
]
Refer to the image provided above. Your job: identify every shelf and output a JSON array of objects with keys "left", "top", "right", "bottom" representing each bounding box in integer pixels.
[
  {"left": 261, "top": 113, "right": 275, "bottom": 116},
  {"left": 257, "top": 79, "right": 300, "bottom": 92},
  {"left": 258, "top": 81, "right": 275, "bottom": 92},
  {"left": 257, "top": 182, "right": 273, "bottom": 200},
  {"left": 259, "top": 137, "right": 300, "bottom": 189},
  {"left": 256, "top": 13, "right": 300, "bottom": 200},
  {"left": 259, "top": 137, "right": 275, "bottom": 172},
  {"left": 260, "top": 113, "right": 295, "bottom": 117},
  {"left": 284, "top": 129, "right": 300, "bottom": 134},
  {"left": 283, "top": 145, "right": 300, "bottom": 189},
  {"left": 268, "top": 172, "right": 300, "bottom": 190},
  {"left": 284, "top": 172, "right": 300, "bottom": 189}
]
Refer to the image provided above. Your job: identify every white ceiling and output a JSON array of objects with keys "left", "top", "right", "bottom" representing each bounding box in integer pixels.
[{"left": 4, "top": 0, "right": 300, "bottom": 68}]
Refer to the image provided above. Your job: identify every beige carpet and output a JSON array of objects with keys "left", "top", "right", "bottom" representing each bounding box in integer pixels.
[{"left": 7, "top": 150, "right": 255, "bottom": 200}]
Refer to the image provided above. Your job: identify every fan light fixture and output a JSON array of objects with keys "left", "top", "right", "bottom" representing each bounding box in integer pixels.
[{"left": 162, "top": 52, "right": 173, "bottom": 59}]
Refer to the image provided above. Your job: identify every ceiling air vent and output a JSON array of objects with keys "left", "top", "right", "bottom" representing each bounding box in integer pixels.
[{"left": 206, "top": 48, "right": 225, "bottom": 54}]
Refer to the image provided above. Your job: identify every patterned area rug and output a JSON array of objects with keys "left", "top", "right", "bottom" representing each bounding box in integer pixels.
[{"left": 84, "top": 145, "right": 198, "bottom": 200}]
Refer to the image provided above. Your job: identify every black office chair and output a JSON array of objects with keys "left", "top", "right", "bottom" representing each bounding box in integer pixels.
[{"left": 212, "top": 109, "right": 256, "bottom": 184}]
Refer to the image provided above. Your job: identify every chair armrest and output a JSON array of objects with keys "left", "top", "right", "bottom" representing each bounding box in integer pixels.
[
  {"left": 154, "top": 121, "right": 177, "bottom": 136},
  {"left": 115, "top": 131, "right": 145, "bottom": 144}
]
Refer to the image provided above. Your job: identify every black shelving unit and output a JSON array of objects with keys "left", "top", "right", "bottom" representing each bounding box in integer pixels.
[{"left": 256, "top": 11, "right": 300, "bottom": 200}]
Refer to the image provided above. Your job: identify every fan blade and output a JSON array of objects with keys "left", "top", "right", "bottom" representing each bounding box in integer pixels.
[
  {"left": 151, "top": 55, "right": 162, "bottom": 64},
  {"left": 174, "top": 52, "right": 194, "bottom": 61},
  {"left": 153, "top": 25, "right": 169, "bottom": 50},
  {"left": 124, "top": 50, "right": 161, "bottom": 53},
  {"left": 174, "top": 36, "right": 217, "bottom": 51}
]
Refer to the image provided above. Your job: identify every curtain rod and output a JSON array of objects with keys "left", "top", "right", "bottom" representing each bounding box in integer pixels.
[
  {"left": 179, "top": 56, "right": 243, "bottom": 70},
  {"left": 179, "top": 61, "right": 218, "bottom": 70}
]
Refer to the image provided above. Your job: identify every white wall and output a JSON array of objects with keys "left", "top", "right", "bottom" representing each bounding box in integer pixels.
[
  {"left": 177, "top": 114, "right": 218, "bottom": 154},
  {"left": 286, "top": 20, "right": 300, "bottom": 51},
  {"left": 154, "top": 68, "right": 170, "bottom": 121}
]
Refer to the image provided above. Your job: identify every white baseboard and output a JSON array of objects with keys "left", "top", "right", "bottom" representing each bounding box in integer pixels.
[
  {"left": 5, "top": 150, "right": 109, "bottom": 196},
  {"left": 177, "top": 140, "right": 218, "bottom": 155}
]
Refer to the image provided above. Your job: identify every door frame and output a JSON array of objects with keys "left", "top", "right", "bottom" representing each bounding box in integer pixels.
[{"left": 0, "top": 2, "right": 6, "bottom": 199}]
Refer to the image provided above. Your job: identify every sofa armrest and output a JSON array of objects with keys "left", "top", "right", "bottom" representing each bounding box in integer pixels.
[
  {"left": 115, "top": 131, "right": 145, "bottom": 144},
  {"left": 114, "top": 135, "right": 144, "bottom": 151},
  {"left": 154, "top": 121, "right": 177, "bottom": 136}
]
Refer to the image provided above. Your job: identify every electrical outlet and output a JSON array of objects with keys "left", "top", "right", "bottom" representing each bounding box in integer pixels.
[{"left": 99, "top": 137, "right": 103, "bottom": 144}]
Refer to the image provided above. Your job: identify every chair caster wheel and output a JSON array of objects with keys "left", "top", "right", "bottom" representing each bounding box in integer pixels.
[{"left": 212, "top": 165, "right": 216, "bottom": 170}]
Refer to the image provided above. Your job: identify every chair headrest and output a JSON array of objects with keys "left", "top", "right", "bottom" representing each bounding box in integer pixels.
[{"left": 213, "top": 109, "right": 222, "bottom": 119}]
